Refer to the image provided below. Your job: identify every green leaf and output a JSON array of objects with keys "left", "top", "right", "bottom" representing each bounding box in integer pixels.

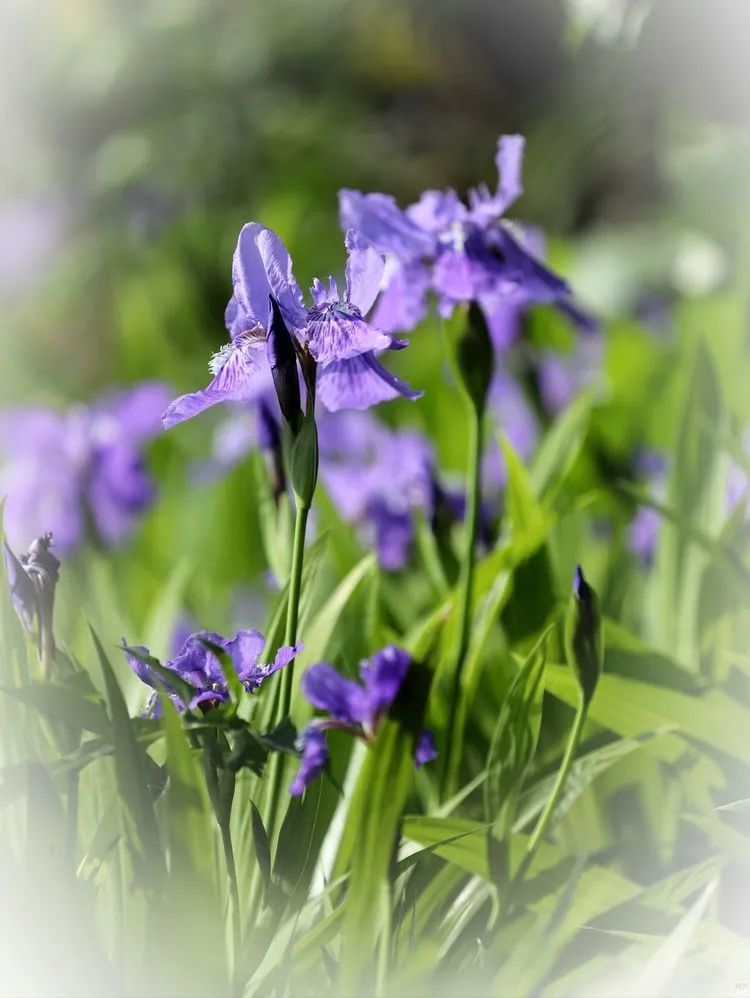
[
  {"left": 1, "top": 681, "right": 109, "bottom": 737},
  {"left": 545, "top": 664, "right": 750, "bottom": 763},
  {"left": 90, "top": 626, "right": 164, "bottom": 885},
  {"left": 531, "top": 388, "right": 596, "bottom": 503},
  {"left": 250, "top": 800, "right": 272, "bottom": 890},
  {"left": 338, "top": 661, "right": 433, "bottom": 990},
  {"left": 485, "top": 628, "right": 548, "bottom": 837}
]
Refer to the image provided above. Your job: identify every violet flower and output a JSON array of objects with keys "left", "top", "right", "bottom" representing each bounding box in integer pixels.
[
  {"left": 3, "top": 533, "right": 60, "bottom": 677},
  {"left": 318, "top": 410, "right": 434, "bottom": 570},
  {"left": 290, "top": 645, "right": 436, "bottom": 796},
  {"left": 0, "top": 382, "right": 170, "bottom": 554},
  {"left": 123, "top": 628, "right": 301, "bottom": 717},
  {"left": 163, "top": 226, "right": 421, "bottom": 429},
  {"left": 339, "top": 135, "right": 586, "bottom": 339}
]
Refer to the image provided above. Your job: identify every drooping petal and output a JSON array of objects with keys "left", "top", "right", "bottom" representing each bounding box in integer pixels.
[
  {"left": 300, "top": 662, "right": 369, "bottom": 724},
  {"left": 289, "top": 727, "right": 328, "bottom": 796},
  {"left": 371, "top": 260, "right": 430, "bottom": 335},
  {"left": 316, "top": 353, "right": 422, "bottom": 412},
  {"left": 121, "top": 641, "right": 158, "bottom": 689},
  {"left": 170, "top": 630, "right": 227, "bottom": 685},
  {"left": 162, "top": 336, "right": 266, "bottom": 429},
  {"left": 232, "top": 222, "right": 306, "bottom": 330},
  {"left": 338, "top": 189, "right": 435, "bottom": 260},
  {"left": 344, "top": 230, "right": 385, "bottom": 316},
  {"left": 360, "top": 644, "right": 411, "bottom": 718},
  {"left": 305, "top": 308, "right": 393, "bottom": 367},
  {"left": 415, "top": 730, "right": 437, "bottom": 767}
]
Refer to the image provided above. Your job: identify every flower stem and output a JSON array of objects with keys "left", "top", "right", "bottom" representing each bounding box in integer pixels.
[
  {"left": 502, "top": 698, "right": 587, "bottom": 919},
  {"left": 526, "top": 699, "right": 586, "bottom": 856},
  {"left": 220, "top": 818, "right": 241, "bottom": 973},
  {"left": 442, "top": 406, "right": 482, "bottom": 796},
  {"left": 264, "top": 498, "right": 310, "bottom": 849}
]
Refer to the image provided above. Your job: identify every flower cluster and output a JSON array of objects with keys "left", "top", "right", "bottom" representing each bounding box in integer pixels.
[
  {"left": 290, "top": 645, "right": 436, "bottom": 796},
  {"left": 0, "top": 382, "right": 170, "bottom": 553},
  {"left": 123, "top": 628, "right": 301, "bottom": 717}
]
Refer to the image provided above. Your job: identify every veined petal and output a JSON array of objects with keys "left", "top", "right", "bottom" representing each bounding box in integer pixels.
[
  {"left": 359, "top": 644, "right": 411, "bottom": 717},
  {"left": 316, "top": 353, "right": 422, "bottom": 412},
  {"left": 305, "top": 309, "right": 393, "bottom": 367},
  {"left": 162, "top": 337, "right": 266, "bottom": 429},
  {"left": 223, "top": 629, "right": 266, "bottom": 680},
  {"left": 433, "top": 248, "right": 475, "bottom": 304},
  {"left": 344, "top": 230, "right": 385, "bottom": 316},
  {"left": 289, "top": 727, "right": 328, "bottom": 797},
  {"left": 232, "top": 223, "right": 306, "bottom": 330},
  {"left": 338, "top": 189, "right": 435, "bottom": 260},
  {"left": 301, "top": 662, "right": 369, "bottom": 724}
]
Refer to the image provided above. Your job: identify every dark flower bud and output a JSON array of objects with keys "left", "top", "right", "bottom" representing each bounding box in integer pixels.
[
  {"left": 3, "top": 533, "right": 60, "bottom": 678},
  {"left": 257, "top": 398, "right": 286, "bottom": 504},
  {"left": 564, "top": 565, "right": 603, "bottom": 706},
  {"left": 454, "top": 302, "right": 494, "bottom": 414},
  {"left": 267, "top": 295, "right": 303, "bottom": 431}
]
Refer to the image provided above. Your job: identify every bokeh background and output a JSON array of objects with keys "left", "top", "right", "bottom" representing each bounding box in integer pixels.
[{"left": 1, "top": 2, "right": 750, "bottom": 993}]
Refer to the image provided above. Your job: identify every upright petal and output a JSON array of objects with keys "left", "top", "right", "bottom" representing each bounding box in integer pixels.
[
  {"left": 121, "top": 641, "right": 158, "bottom": 689},
  {"left": 344, "top": 230, "right": 385, "bottom": 316},
  {"left": 433, "top": 248, "right": 475, "bottom": 305},
  {"left": 406, "top": 189, "right": 467, "bottom": 233},
  {"left": 338, "top": 189, "right": 435, "bottom": 260},
  {"left": 494, "top": 134, "right": 525, "bottom": 214},
  {"left": 232, "top": 223, "right": 306, "bottom": 330},
  {"left": 289, "top": 727, "right": 328, "bottom": 796},
  {"left": 162, "top": 337, "right": 266, "bottom": 429},
  {"left": 301, "top": 662, "right": 369, "bottom": 724},
  {"left": 316, "top": 353, "right": 422, "bottom": 412},
  {"left": 223, "top": 629, "right": 266, "bottom": 679},
  {"left": 360, "top": 644, "right": 411, "bottom": 717}
]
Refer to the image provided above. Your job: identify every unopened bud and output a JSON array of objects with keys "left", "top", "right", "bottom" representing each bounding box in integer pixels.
[
  {"left": 564, "top": 565, "right": 603, "bottom": 705},
  {"left": 267, "top": 296, "right": 302, "bottom": 431},
  {"left": 454, "top": 302, "right": 494, "bottom": 414},
  {"left": 3, "top": 533, "right": 60, "bottom": 678}
]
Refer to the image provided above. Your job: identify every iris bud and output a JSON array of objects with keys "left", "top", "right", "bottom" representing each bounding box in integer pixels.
[
  {"left": 267, "top": 296, "right": 302, "bottom": 432},
  {"left": 289, "top": 414, "right": 319, "bottom": 509},
  {"left": 454, "top": 301, "right": 494, "bottom": 414},
  {"left": 564, "top": 565, "right": 603, "bottom": 705},
  {"left": 3, "top": 533, "right": 60, "bottom": 678}
]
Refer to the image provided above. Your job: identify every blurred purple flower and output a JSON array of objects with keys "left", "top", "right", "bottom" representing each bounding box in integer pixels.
[
  {"left": 123, "top": 628, "right": 301, "bottom": 717},
  {"left": 0, "top": 382, "right": 171, "bottom": 553},
  {"left": 290, "top": 645, "right": 436, "bottom": 795},
  {"left": 627, "top": 448, "right": 667, "bottom": 568},
  {"left": 163, "top": 225, "right": 420, "bottom": 429},
  {"left": 318, "top": 411, "right": 434, "bottom": 570},
  {"left": 482, "top": 372, "right": 539, "bottom": 497},
  {"left": 536, "top": 335, "right": 604, "bottom": 416},
  {"left": 339, "top": 135, "right": 586, "bottom": 337}
]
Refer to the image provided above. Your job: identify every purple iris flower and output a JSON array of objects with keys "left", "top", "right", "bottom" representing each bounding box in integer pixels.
[
  {"left": 290, "top": 644, "right": 436, "bottom": 796},
  {"left": 318, "top": 411, "right": 434, "bottom": 570},
  {"left": 0, "top": 382, "right": 170, "bottom": 554},
  {"left": 339, "top": 135, "right": 583, "bottom": 337},
  {"left": 163, "top": 225, "right": 420, "bottom": 429},
  {"left": 123, "top": 628, "right": 301, "bottom": 717}
]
